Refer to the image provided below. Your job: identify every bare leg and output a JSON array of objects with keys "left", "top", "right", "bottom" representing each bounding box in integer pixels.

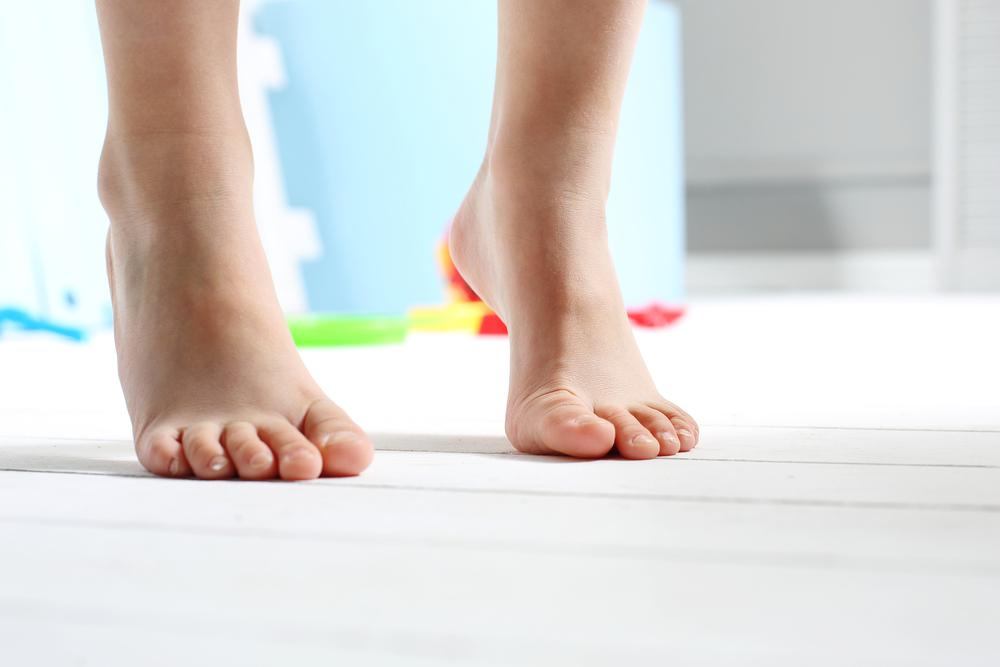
[
  {"left": 451, "top": 0, "right": 699, "bottom": 458},
  {"left": 96, "top": 0, "right": 372, "bottom": 479}
]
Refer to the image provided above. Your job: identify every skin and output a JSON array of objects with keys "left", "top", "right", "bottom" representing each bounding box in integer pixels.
[{"left": 94, "top": 0, "right": 699, "bottom": 481}]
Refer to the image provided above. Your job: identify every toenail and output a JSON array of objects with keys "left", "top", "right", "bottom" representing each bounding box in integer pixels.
[
  {"left": 321, "top": 432, "right": 361, "bottom": 449},
  {"left": 281, "top": 449, "right": 315, "bottom": 464},
  {"left": 168, "top": 458, "right": 181, "bottom": 477},
  {"left": 249, "top": 451, "right": 273, "bottom": 468},
  {"left": 572, "top": 415, "right": 602, "bottom": 428},
  {"left": 209, "top": 456, "right": 228, "bottom": 472},
  {"left": 657, "top": 431, "right": 679, "bottom": 445},
  {"left": 631, "top": 434, "right": 658, "bottom": 448},
  {"left": 676, "top": 429, "right": 694, "bottom": 439}
]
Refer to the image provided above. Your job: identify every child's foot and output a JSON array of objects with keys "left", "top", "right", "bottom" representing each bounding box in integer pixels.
[
  {"left": 450, "top": 155, "right": 699, "bottom": 460},
  {"left": 99, "top": 132, "right": 373, "bottom": 480}
]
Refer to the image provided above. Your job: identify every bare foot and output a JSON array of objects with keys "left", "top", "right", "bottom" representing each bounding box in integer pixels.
[
  {"left": 99, "top": 132, "right": 373, "bottom": 480},
  {"left": 450, "top": 157, "right": 699, "bottom": 460}
]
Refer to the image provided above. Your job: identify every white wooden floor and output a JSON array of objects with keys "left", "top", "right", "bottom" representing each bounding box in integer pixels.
[{"left": 1, "top": 295, "right": 998, "bottom": 666}]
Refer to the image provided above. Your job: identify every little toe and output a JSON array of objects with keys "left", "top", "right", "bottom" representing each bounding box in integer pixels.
[
  {"left": 513, "top": 391, "right": 615, "bottom": 458},
  {"left": 259, "top": 420, "right": 323, "bottom": 481},
  {"left": 669, "top": 416, "right": 699, "bottom": 452},
  {"left": 634, "top": 408, "right": 681, "bottom": 456},
  {"left": 597, "top": 407, "right": 660, "bottom": 460},
  {"left": 182, "top": 422, "right": 235, "bottom": 479},
  {"left": 222, "top": 421, "right": 277, "bottom": 480},
  {"left": 138, "top": 429, "right": 191, "bottom": 478},
  {"left": 302, "top": 399, "right": 374, "bottom": 477},
  {"left": 650, "top": 400, "right": 699, "bottom": 451}
]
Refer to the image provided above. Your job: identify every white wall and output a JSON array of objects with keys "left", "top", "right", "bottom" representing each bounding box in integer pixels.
[{"left": 678, "top": 0, "right": 933, "bottom": 257}]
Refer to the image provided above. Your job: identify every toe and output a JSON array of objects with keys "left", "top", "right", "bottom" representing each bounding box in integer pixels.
[
  {"left": 596, "top": 407, "right": 660, "bottom": 460},
  {"left": 510, "top": 390, "right": 615, "bottom": 458},
  {"left": 182, "top": 422, "right": 235, "bottom": 479},
  {"left": 668, "top": 415, "right": 699, "bottom": 452},
  {"left": 137, "top": 429, "right": 191, "bottom": 478},
  {"left": 651, "top": 401, "right": 700, "bottom": 452},
  {"left": 633, "top": 408, "right": 681, "bottom": 456},
  {"left": 222, "top": 421, "right": 277, "bottom": 480},
  {"left": 317, "top": 432, "right": 374, "bottom": 477},
  {"left": 302, "top": 399, "right": 374, "bottom": 477},
  {"left": 670, "top": 417, "right": 698, "bottom": 452},
  {"left": 259, "top": 420, "right": 323, "bottom": 481}
]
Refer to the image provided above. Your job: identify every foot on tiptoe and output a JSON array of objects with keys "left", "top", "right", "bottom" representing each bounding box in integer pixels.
[{"left": 450, "top": 153, "right": 699, "bottom": 460}]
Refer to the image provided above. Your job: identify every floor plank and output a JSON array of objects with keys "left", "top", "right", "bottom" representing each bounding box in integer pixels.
[
  {"left": 4, "top": 472, "right": 1000, "bottom": 573},
  {"left": 1, "top": 522, "right": 997, "bottom": 666}
]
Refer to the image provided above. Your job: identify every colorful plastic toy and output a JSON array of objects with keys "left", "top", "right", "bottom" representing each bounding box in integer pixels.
[
  {"left": 287, "top": 314, "right": 408, "bottom": 347},
  {"left": 627, "top": 302, "right": 686, "bottom": 328},
  {"left": 0, "top": 307, "right": 87, "bottom": 342},
  {"left": 408, "top": 301, "right": 492, "bottom": 333}
]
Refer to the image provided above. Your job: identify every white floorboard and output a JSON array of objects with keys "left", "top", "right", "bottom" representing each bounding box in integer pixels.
[
  {"left": 1, "top": 455, "right": 998, "bottom": 570},
  {"left": 2, "top": 524, "right": 997, "bottom": 666}
]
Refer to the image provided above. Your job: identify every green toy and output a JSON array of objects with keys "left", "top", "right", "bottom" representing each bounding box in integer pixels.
[{"left": 287, "top": 314, "right": 408, "bottom": 347}]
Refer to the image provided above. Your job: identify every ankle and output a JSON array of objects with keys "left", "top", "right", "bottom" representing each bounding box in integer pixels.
[
  {"left": 464, "top": 151, "right": 609, "bottom": 246},
  {"left": 483, "top": 120, "right": 615, "bottom": 205},
  {"left": 98, "top": 127, "right": 253, "bottom": 224}
]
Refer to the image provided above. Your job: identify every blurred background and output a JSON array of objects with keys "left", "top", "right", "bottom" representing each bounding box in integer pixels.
[{"left": 0, "top": 0, "right": 997, "bottom": 339}]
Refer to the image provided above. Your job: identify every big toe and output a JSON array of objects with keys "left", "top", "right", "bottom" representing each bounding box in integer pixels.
[
  {"left": 510, "top": 390, "right": 616, "bottom": 458},
  {"left": 302, "top": 398, "right": 374, "bottom": 477},
  {"left": 259, "top": 420, "right": 324, "bottom": 481}
]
